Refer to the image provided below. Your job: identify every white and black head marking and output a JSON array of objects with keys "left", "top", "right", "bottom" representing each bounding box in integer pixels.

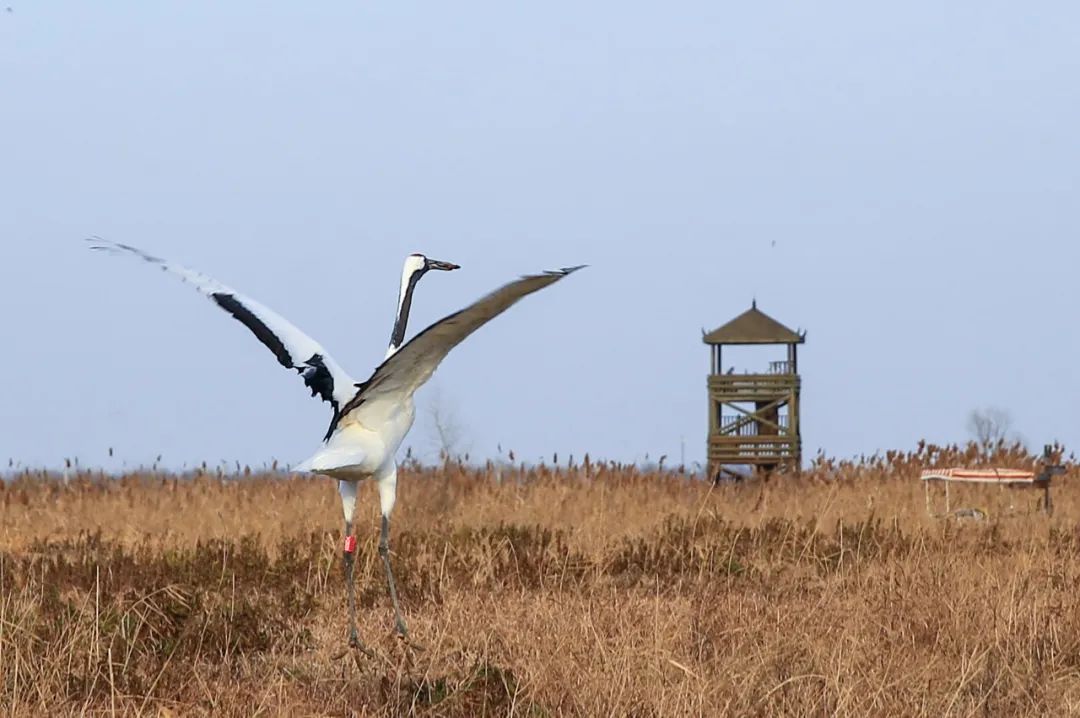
[
  {"left": 402, "top": 253, "right": 460, "bottom": 283},
  {"left": 390, "top": 253, "right": 459, "bottom": 350}
]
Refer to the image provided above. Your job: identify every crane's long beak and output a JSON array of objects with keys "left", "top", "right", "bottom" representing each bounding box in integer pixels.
[{"left": 427, "top": 259, "right": 460, "bottom": 271}]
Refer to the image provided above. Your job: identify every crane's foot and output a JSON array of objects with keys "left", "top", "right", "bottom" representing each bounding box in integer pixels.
[
  {"left": 332, "top": 626, "right": 375, "bottom": 661},
  {"left": 333, "top": 639, "right": 374, "bottom": 661},
  {"left": 394, "top": 625, "right": 425, "bottom": 652},
  {"left": 349, "top": 628, "right": 375, "bottom": 658}
]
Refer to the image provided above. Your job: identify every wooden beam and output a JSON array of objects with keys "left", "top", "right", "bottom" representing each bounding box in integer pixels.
[{"left": 717, "top": 396, "right": 789, "bottom": 433}]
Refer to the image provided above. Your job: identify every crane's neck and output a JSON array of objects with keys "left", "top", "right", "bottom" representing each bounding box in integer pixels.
[{"left": 387, "top": 257, "right": 426, "bottom": 358}]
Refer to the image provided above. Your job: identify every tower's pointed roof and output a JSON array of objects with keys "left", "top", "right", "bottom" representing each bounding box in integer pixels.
[{"left": 702, "top": 301, "right": 805, "bottom": 345}]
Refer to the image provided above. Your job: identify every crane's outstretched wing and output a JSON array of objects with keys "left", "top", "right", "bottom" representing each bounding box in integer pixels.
[
  {"left": 332, "top": 265, "right": 583, "bottom": 437},
  {"left": 89, "top": 239, "right": 358, "bottom": 420}
]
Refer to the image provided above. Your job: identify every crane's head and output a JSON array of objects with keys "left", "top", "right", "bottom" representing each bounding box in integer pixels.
[
  {"left": 389, "top": 253, "right": 461, "bottom": 351},
  {"left": 405, "top": 253, "right": 460, "bottom": 277}
]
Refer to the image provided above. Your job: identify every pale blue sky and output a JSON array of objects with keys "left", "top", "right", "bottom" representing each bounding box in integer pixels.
[{"left": 2, "top": 2, "right": 1079, "bottom": 470}]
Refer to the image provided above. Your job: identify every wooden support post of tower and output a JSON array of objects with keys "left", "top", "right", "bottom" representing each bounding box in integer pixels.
[{"left": 703, "top": 301, "right": 806, "bottom": 481}]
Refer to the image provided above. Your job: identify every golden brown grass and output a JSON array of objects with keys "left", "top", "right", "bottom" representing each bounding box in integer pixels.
[{"left": 3, "top": 444, "right": 1080, "bottom": 716}]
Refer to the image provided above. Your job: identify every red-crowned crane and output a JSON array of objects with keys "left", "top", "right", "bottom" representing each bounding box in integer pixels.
[{"left": 91, "top": 239, "right": 581, "bottom": 653}]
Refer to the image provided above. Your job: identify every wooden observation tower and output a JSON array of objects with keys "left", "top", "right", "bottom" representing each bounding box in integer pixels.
[{"left": 704, "top": 302, "right": 806, "bottom": 480}]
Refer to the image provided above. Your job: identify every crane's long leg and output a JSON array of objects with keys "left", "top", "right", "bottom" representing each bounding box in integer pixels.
[
  {"left": 343, "top": 519, "right": 360, "bottom": 644},
  {"left": 376, "top": 467, "right": 422, "bottom": 648},
  {"left": 339, "top": 480, "right": 372, "bottom": 656},
  {"left": 379, "top": 514, "right": 408, "bottom": 638}
]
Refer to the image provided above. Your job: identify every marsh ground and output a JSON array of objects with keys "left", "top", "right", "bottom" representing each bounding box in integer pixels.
[{"left": 3, "top": 445, "right": 1080, "bottom": 716}]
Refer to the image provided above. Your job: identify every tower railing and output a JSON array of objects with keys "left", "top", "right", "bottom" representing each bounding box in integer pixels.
[{"left": 768, "top": 360, "right": 794, "bottom": 374}]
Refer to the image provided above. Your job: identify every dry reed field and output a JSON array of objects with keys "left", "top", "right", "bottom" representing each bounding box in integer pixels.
[{"left": 3, "top": 443, "right": 1080, "bottom": 716}]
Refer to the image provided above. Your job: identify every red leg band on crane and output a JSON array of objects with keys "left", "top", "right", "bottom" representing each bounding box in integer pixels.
[{"left": 343, "top": 535, "right": 357, "bottom": 554}]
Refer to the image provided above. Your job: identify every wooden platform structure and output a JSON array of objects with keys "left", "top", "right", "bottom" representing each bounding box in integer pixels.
[
  {"left": 921, "top": 446, "right": 1065, "bottom": 517},
  {"left": 703, "top": 302, "right": 805, "bottom": 480}
]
